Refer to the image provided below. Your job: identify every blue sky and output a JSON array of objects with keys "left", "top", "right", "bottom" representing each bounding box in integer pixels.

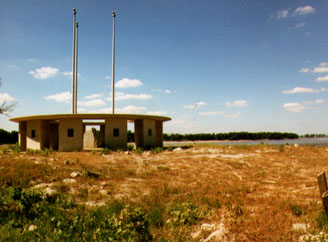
[{"left": 1, "top": 0, "right": 328, "bottom": 134}]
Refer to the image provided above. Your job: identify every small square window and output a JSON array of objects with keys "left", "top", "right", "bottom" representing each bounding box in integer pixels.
[
  {"left": 67, "top": 128, "right": 74, "bottom": 137},
  {"left": 113, "top": 128, "right": 119, "bottom": 137},
  {"left": 148, "top": 129, "right": 152, "bottom": 136},
  {"left": 31, "top": 130, "right": 36, "bottom": 138}
]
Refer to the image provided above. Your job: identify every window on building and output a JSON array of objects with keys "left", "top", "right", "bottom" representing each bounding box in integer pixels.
[
  {"left": 113, "top": 128, "right": 119, "bottom": 137},
  {"left": 148, "top": 128, "right": 152, "bottom": 136},
  {"left": 31, "top": 130, "right": 36, "bottom": 138},
  {"left": 67, "top": 128, "right": 74, "bottom": 137}
]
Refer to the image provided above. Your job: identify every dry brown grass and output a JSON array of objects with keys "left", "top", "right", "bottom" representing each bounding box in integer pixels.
[{"left": 1, "top": 144, "right": 328, "bottom": 241}]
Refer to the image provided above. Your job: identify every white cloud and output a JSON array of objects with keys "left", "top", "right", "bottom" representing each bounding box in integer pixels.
[
  {"left": 183, "top": 101, "right": 206, "bottom": 109},
  {"left": 224, "top": 112, "right": 242, "bottom": 118},
  {"left": 77, "top": 108, "right": 87, "bottom": 113},
  {"left": 0, "top": 93, "right": 15, "bottom": 102},
  {"left": 316, "top": 75, "right": 328, "bottom": 82},
  {"left": 165, "top": 90, "right": 171, "bottom": 94},
  {"left": 84, "top": 93, "right": 103, "bottom": 100},
  {"left": 313, "top": 66, "right": 328, "bottom": 73},
  {"left": 78, "top": 99, "right": 106, "bottom": 107},
  {"left": 62, "top": 71, "right": 80, "bottom": 77},
  {"left": 226, "top": 100, "right": 248, "bottom": 108},
  {"left": 117, "top": 105, "right": 147, "bottom": 114},
  {"left": 112, "top": 92, "right": 152, "bottom": 101},
  {"left": 304, "top": 99, "right": 325, "bottom": 105},
  {"left": 283, "top": 87, "right": 327, "bottom": 94},
  {"left": 44, "top": 91, "right": 71, "bottom": 103},
  {"left": 28, "top": 66, "right": 59, "bottom": 79},
  {"left": 283, "top": 103, "right": 307, "bottom": 112},
  {"left": 105, "top": 76, "right": 111, "bottom": 80},
  {"left": 116, "top": 78, "right": 143, "bottom": 88},
  {"left": 199, "top": 111, "right": 224, "bottom": 116},
  {"left": 277, "top": 9, "right": 289, "bottom": 19},
  {"left": 147, "top": 111, "right": 168, "bottom": 116},
  {"left": 294, "top": 6, "right": 315, "bottom": 16},
  {"left": 300, "top": 68, "right": 310, "bottom": 73}
]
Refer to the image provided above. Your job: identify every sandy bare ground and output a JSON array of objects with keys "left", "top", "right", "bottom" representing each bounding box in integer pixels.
[{"left": 1, "top": 144, "right": 328, "bottom": 241}]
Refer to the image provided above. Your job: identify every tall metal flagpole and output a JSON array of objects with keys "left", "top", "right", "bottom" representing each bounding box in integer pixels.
[
  {"left": 112, "top": 11, "right": 116, "bottom": 114},
  {"left": 72, "top": 8, "right": 76, "bottom": 114},
  {"left": 74, "top": 22, "right": 79, "bottom": 114}
]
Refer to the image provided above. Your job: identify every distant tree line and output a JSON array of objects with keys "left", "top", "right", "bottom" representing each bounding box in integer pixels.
[
  {"left": 0, "top": 128, "right": 18, "bottom": 144},
  {"left": 162, "top": 132, "right": 299, "bottom": 141},
  {"left": 301, "top": 134, "right": 328, "bottom": 138}
]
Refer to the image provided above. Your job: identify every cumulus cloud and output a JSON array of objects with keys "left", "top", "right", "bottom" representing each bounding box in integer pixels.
[
  {"left": 117, "top": 105, "right": 147, "bottom": 113},
  {"left": 199, "top": 111, "right": 224, "bottom": 116},
  {"left": 226, "top": 100, "right": 248, "bottom": 108},
  {"left": 276, "top": 9, "right": 289, "bottom": 19},
  {"left": 300, "top": 68, "right": 310, "bottom": 73},
  {"left": 165, "top": 90, "right": 171, "bottom": 94},
  {"left": 110, "top": 92, "right": 152, "bottom": 101},
  {"left": 44, "top": 91, "right": 71, "bottom": 103},
  {"left": 316, "top": 75, "right": 328, "bottom": 82},
  {"left": 0, "top": 93, "right": 15, "bottom": 102},
  {"left": 183, "top": 101, "right": 206, "bottom": 109},
  {"left": 283, "top": 103, "right": 307, "bottom": 112},
  {"left": 84, "top": 93, "right": 103, "bottom": 100},
  {"left": 304, "top": 99, "right": 325, "bottom": 105},
  {"left": 116, "top": 78, "right": 143, "bottom": 88},
  {"left": 78, "top": 99, "right": 106, "bottom": 107},
  {"left": 294, "top": 6, "right": 315, "bottom": 16},
  {"left": 105, "top": 76, "right": 111, "bottom": 80},
  {"left": 283, "top": 87, "right": 327, "bottom": 94},
  {"left": 29, "top": 66, "right": 59, "bottom": 79},
  {"left": 313, "top": 67, "right": 328, "bottom": 73},
  {"left": 147, "top": 111, "right": 168, "bottom": 116}
]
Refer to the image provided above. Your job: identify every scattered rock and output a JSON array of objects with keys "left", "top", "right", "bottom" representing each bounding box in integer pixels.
[
  {"left": 294, "top": 144, "right": 300, "bottom": 148},
  {"left": 34, "top": 160, "right": 40, "bottom": 164},
  {"left": 292, "top": 223, "right": 309, "bottom": 233},
  {"left": 191, "top": 230, "right": 202, "bottom": 239},
  {"left": 299, "top": 232, "right": 328, "bottom": 242},
  {"left": 100, "top": 181, "right": 107, "bottom": 186},
  {"left": 64, "top": 160, "right": 70, "bottom": 165},
  {"left": 124, "top": 151, "right": 130, "bottom": 155},
  {"left": 201, "top": 223, "right": 218, "bottom": 232},
  {"left": 204, "top": 223, "right": 227, "bottom": 242},
  {"left": 28, "top": 225, "right": 37, "bottom": 231},
  {"left": 143, "top": 151, "right": 151, "bottom": 157},
  {"left": 173, "top": 147, "right": 182, "bottom": 152},
  {"left": 63, "top": 178, "right": 76, "bottom": 184},
  {"left": 44, "top": 187, "right": 56, "bottom": 196},
  {"left": 70, "top": 172, "right": 81, "bottom": 178},
  {"left": 99, "top": 189, "right": 108, "bottom": 196}
]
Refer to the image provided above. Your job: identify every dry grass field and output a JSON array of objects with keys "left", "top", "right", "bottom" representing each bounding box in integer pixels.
[{"left": 1, "top": 144, "right": 328, "bottom": 241}]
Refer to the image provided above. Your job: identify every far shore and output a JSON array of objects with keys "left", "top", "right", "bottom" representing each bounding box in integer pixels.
[{"left": 164, "top": 137, "right": 328, "bottom": 146}]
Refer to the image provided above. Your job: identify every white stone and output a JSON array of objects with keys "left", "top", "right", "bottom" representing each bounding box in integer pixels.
[
  {"left": 201, "top": 223, "right": 217, "bottom": 232},
  {"left": 173, "top": 147, "right": 182, "bottom": 152},
  {"left": 28, "top": 225, "right": 37, "bottom": 231},
  {"left": 63, "top": 178, "right": 76, "bottom": 184},
  {"left": 70, "top": 172, "right": 81, "bottom": 178},
  {"left": 191, "top": 230, "right": 202, "bottom": 239},
  {"left": 124, "top": 151, "right": 130, "bottom": 155},
  {"left": 294, "top": 143, "right": 300, "bottom": 148},
  {"left": 292, "top": 223, "right": 309, "bottom": 233},
  {"left": 204, "top": 223, "right": 226, "bottom": 242},
  {"left": 34, "top": 160, "right": 40, "bottom": 164},
  {"left": 44, "top": 187, "right": 56, "bottom": 196}
]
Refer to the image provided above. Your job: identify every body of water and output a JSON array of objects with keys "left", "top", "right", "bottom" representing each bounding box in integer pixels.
[{"left": 164, "top": 138, "right": 328, "bottom": 146}]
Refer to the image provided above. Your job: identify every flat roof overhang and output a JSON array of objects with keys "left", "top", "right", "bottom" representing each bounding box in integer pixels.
[{"left": 10, "top": 113, "right": 171, "bottom": 123}]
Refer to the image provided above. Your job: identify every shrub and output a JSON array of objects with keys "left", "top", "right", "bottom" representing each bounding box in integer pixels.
[{"left": 167, "top": 202, "right": 200, "bottom": 226}]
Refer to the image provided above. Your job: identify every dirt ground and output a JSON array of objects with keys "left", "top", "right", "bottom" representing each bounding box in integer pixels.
[{"left": 1, "top": 144, "right": 328, "bottom": 241}]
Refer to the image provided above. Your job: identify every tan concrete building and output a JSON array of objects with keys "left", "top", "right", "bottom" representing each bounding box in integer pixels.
[{"left": 10, "top": 114, "right": 170, "bottom": 151}]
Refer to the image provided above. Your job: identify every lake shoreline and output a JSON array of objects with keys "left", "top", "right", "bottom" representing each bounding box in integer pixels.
[{"left": 164, "top": 137, "right": 328, "bottom": 146}]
